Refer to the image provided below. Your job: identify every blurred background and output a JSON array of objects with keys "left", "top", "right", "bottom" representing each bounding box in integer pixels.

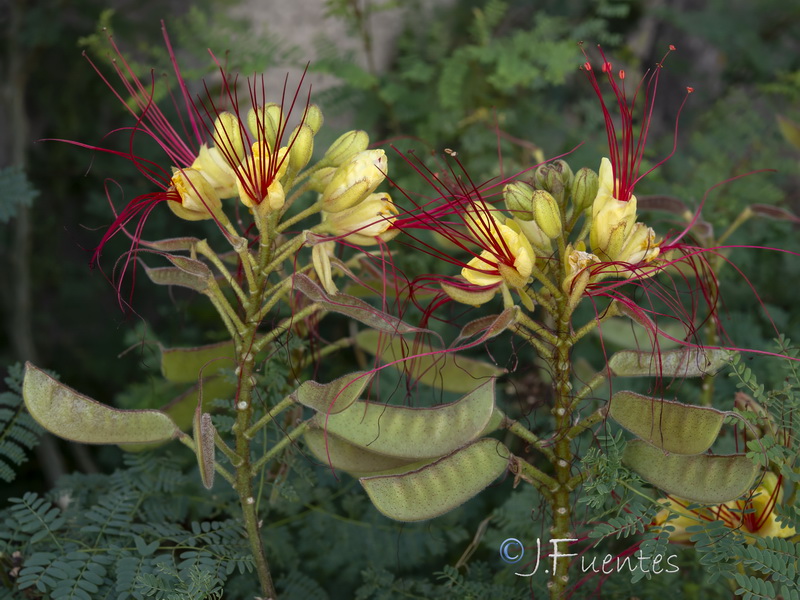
[{"left": 1, "top": 0, "right": 798, "bottom": 597}]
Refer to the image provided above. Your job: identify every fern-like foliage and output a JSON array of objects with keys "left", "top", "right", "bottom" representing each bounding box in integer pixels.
[
  {"left": 0, "top": 167, "right": 38, "bottom": 224},
  {"left": 0, "top": 363, "right": 43, "bottom": 483}
]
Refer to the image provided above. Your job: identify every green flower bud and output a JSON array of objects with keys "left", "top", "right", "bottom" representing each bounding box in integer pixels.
[
  {"left": 533, "top": 163, "right": 566, "bottom": 204},
  {"left": 212, "top": 112, "right": 246, "bottom": 163},
  {"left": 309, "top": 166, "right": 337, "bottom": 192},
  {"left": 503, "top": 181, "right": 535, "bottom": 221},
  {"left": 572, "top": 167, "right": 599, "bottom": 214},
  {"left": 247, "top": 104, "right": 282, "bottom": 149},
  {"left": 532, "top": 190, "right": 562, "bottom": 239},
  {"left": 288, "top": 124, "right": 314, "bottom": 174},
  {"left": 304, "top": 104, "right": 324, "bottom": 134},
  {"left": 321, "top": 130, "right": 369, "bottom": 167}
]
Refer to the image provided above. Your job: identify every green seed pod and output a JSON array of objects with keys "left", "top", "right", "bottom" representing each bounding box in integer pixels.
[
  {"left": 312, "top": 379, "right": 496, "bottom": 459},
  {"left": 293, "top": 370, "right": 373, "bottom": 415},
  {"left": 609, "top": 391, "right": 725, "bottom": 454},
  {"left": 504, "top": 181, "right": 535, "bottom": 220},
  {"left": 572, "top": 167, "right": 599, "bottom": 214},
  {"left": 23, "top": 362, "right": 180, "bottom": 445},
  {"left": 360, "top": 438, "right": 510, "bottom": 521},
  {"left": 623, "top": 440, "right": 759, "bottom": 504},
  {"left": 303, "top": 429, "right": 419, "bottom": 477},
  {"left": 160, "top": 340, "right": 236, "bottom": 383},
  {"left": 609, "top": 348, "right": 734, "bottom": 378},
  {"left": 193, "top": 410, "right": 216, "bottom": 490}
]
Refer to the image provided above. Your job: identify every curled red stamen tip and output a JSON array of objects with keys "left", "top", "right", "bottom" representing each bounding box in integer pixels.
[
  {"left": 686, "top": 86, "right": 695, "bottom": 93},
  {"left": 669, "top": 44, "right": 676, "bottom": 51}
]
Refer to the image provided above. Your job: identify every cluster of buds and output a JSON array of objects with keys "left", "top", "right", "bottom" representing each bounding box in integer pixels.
[{"left": 314, "top": 134, "right": 399, "bottom": 246}]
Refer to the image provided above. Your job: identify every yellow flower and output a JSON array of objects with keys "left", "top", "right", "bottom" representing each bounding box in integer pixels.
[
  {"left": 590, "top": 158, "right": 638, "bottom": 259},
  {"left": 168, "top": 167, "right": 222, "bottom": 221},
  {"left": 236, "top": 142, "right": 289, "bottom": 211},
  {"left": 653, "top": 472, "right": 796, "bottom": 544},
  {"left": 590, "top": 157, "right": 660, "bottom": 265},
  {"left": 461, "top": 219, "right": 534, "bottom": 290}
]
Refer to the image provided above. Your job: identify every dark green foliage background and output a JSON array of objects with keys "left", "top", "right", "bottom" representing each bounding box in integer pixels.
[{"left": 1, "top": 0, "right": 798, "bottom": 598}]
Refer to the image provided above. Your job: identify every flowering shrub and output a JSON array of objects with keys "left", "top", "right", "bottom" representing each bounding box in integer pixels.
[{"left": 2, "top": 9, "right": 799, "bottom": 600}]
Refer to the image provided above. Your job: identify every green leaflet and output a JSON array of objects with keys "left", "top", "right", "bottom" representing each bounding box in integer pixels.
[
  {"left": 22, "top": 363, "right": 179, "bottom": 445},
  {"left": 355, "top": 329, "right": 504, "bottom": 393},
  {"left": 623, "top": 440, "right": 759, "bottom": 504},
  {"left": 360, "top": 438, "right": 510, "bottom": 521},
  {"left": 609, "top": 391, "right": 725, "bottom": 454}
]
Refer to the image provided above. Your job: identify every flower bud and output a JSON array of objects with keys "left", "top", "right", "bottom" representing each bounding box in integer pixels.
[
  {"left": 169, "top": 167, "right": 222, "bottom": 221},
  {"left": 572, "top": 167, "right": 599, "bottom": 214},
  {"left": 308, "top": 166, "right": 337, "bottom": 192},
  {"left": 532, "top": 190, "right": 562, "bottom": 239},
  {"left": 323, "top": 192, "right": 399, "bottom": 245},
  {"left": 440, "top": 280, "right": 497, "bottom": 307},
  {"left": 533, "top": 163, "right": 566, "bottom": 203},
  {"left": 212, "top": 111, "right": 246, "bottom": 163},
  {"left": 288, "top": 124, "right": 314, "bottom": 174},
  {"left": 321, "top": 130, "right": 369, "bottom": 167},
  {"left": 322, "top": 149, "right": 387, "bottom": 213},
  {"left": 304, "top": 104, "right": 324, "bottom": 134},
  {"left": 515, "top": 218, "right": 552, "bottom": 253},
  {"left": 504, "top": 181, "right": 535, "bottom": 220},
  {"left": 247, "top": 105, "right": 281, "bottom": 149}
]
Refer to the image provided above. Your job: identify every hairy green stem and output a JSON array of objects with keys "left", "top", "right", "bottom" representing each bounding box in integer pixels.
[
  {"left": 504, "top": 417, "right": 556, "bottom": 461},
  {"left": 251, "top": 421, "right": 310, "bottom": 475}
]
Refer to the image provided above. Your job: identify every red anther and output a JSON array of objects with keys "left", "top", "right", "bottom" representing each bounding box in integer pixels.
[
  {"left": 602, "top": 61, "right": 611, "bottom": 73},
  {"left": 669, "top": 44, "right": 676, "bottom": 51},
  {"left": 686, "top": 87, "right": 694, "bottom": 93},
  {"left": 619, "top": 69, "right": 625, "bottom": 80},
  {"left": 583, "top": 61, "right": 592, "bottom": 71}
]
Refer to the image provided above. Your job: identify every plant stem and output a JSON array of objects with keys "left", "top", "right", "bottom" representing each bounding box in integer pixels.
[{"left": 548, "top": 301, "right": 576, "bottom": 599}]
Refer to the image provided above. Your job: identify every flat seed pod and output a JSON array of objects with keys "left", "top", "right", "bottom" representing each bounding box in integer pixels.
[
  {"left": 303, "top": 429, "right": 418, "bottom": 476},
  {"left": 294, "top": 371, "right": 373, "bottom": 415},
  {"left": 609, "top": 392, "right": 725, "bottom": 455},
  {"left": 313, "top": 379, "right": 495, "bottom": 459},
  {"left": 623, "top": 440, "right": 758, "bottom": 504},
  {"left": 23, "top": 363, "right": 180, "bottom": 445},
  {"left": 609, "top": 348, "right": 733, "bottom": 378},
  {"left": 360, "top": 438, "right": 509, "bottom": 521},
  {"left": 160, "top": 341, "right": 236, "bottom": 383},
  {"left": 193, "top": 410, "right": 216, "bottom": 490},
  {"left": 355, "top": 329, "right": 504, "bottom": 393}
]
